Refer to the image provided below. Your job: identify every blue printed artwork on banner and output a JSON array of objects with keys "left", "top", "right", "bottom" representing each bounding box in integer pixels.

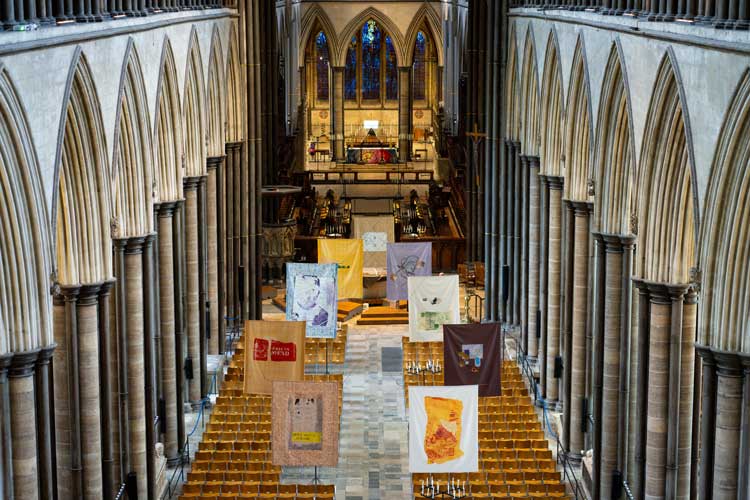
[
  {"left": 386, "top": 242, "right": 432, "bottom": 301},
  {"left": 286, "top": 263, "right": 338, "bottom": 339}
]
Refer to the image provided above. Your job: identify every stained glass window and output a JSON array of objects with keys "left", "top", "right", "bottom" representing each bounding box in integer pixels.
[
  {"left": 385, "top": 36, "right": 398, "bottom": 100},
  {"left": 345, "top": 36, "right": 357, "bottom": 101},
  {"left": 316, "top": 31, "right": 330, "bottom": 101},
  {"left": 361, "top": 20, "right": 381, "bottom": 101},
  {"left": 413, "top": 31, "right": 426, "bottom": 101}
]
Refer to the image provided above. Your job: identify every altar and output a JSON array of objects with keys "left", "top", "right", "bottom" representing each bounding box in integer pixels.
[{"left": 345, "top": 128, "right": 398, "bottom": 164}]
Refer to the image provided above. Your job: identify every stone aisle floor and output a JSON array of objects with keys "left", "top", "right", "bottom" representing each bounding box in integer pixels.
[{"left": 283, "top": 322, "right": 413, "bottom": 500}]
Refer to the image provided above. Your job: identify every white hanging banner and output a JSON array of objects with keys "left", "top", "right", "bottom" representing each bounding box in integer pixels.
[
  {"left": 407, "top": 275, "right": 460, "bottom": 342},
  {"left": 409, "top": 385, "right": 479, "bottom": 473}
]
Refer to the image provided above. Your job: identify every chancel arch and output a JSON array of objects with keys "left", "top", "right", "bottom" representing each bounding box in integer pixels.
[
  {"left": 184, "top": 28, "right": 207, "bottom": 179},
  {"left": 630, "top": 51, "right": 698, "bottom": 500},
  {"left": 206, "top": 27, "right": 226, "bottom": 160},
  {"left": 154, "top": 39, "right": 184, "bottom": 203},
  {"left": 696, "top": 67, "right": 750, "bottom": 500},
  {"left": 336, "top": 7, "right": 405, "bottom": 69}
]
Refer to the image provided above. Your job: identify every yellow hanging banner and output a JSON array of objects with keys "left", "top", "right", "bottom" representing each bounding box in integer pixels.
[{"left": 318, "top": 239, "right": 364, "bottom": 300}]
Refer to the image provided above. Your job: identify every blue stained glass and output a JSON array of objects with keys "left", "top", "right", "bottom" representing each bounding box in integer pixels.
[
  {"left": 413, "top": 31, "right": 426, "bottom": 101},
  {"left": 345, "top": 36, "right": 357, "bottom": 100},
  {"left": 385, "top": 36, "right": 398, "bottom": 100},
  {"left": 361, "top": 20, "right": 381, "bottom": 101},
  {"left": 316, "top": 31, "right": 330, "bottom": 101}
]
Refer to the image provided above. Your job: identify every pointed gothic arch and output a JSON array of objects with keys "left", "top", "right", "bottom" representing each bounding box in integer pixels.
[
  {"left": 563, "top": 36, "right": 593, "bottom": 202},
  {"left": 206, "top": 25, "right": 227, "bottom": 158},
  {"left": 336, "top": 7, "right": 406, "bottom": 68},
  {"left": 112, "top": 40, "right": 154, "bottom": 238},
  {"left": 699, "top": 68, "right": 750, "bottom": 353},
  {"left": 0, "top": 65, "right": 52, "bottom": 353},
  {"left": 404, "top": 3, "right": 443, "bottom": 67},
  {"left": 299, "top": 4, "right": 340, "bottom": 67},
  {"left": 184, "top": 28, "right": 207, "bottom": 178},
  {"left": 226, "top": 24, "right": 243, "bottom": 143},
  {"left": 539, "top": 29, "right": 564, "bottom": 177},
  {"left": 594, "top": 42, "right": 636, "bottom": 234},
  {"left": 505, "top": 23, "right": 520, "bottom": 141},
  {"left": 154, "top": 38, "right": 184, "bottom": 203},
  {"left": 54, "top": 49, "right": 112, "bottom": 285},
  {"left": 636, "top": 51, "right": 698, "bottom": 283},
  {"left": 520, "top": 26, "right": 540, "bottom": 157}
]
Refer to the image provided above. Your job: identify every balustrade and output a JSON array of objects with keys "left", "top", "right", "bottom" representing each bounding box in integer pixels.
[{"left": 1, "top": 0, "right": 229, "bottom": 29}]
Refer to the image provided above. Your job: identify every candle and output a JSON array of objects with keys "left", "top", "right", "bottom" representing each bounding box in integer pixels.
[{"left": 421, "top": 480, "right": 424, "bottom": 495}]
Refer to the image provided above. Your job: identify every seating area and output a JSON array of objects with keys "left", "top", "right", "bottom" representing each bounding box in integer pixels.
[
  {"left": 403, "top": 340, "right": 571, "bottom": 499},
  {"left": 179, "top": 333, "right": 342, "bottom": 500}
]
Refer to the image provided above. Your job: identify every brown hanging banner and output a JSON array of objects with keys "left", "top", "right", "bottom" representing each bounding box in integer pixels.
[
  {"left": 443, "top": 323, "right": 502, "bottom": 397},
  {"left": 244, "top": 320, "right": 306, "bottom": 395}
]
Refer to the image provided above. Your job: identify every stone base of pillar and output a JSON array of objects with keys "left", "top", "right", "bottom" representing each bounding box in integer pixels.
[
  {"left": 166, "top": 455, "right": 183, "bottom": 467},
  {"left": 189, "top": 400, "right": 202, "bottom": 412},
  {"left": 566, "top": 451, "right": 583, "bottom": 465}
]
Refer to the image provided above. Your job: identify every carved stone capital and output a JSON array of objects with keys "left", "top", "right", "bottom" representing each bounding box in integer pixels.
[{"left": 8, "top": 348, "right": 41, "bottom": 378}]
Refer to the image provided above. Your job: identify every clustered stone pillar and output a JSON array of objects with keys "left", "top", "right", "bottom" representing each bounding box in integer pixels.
[
  {"left": 526, "top": 157, "right": 541, "bottom": 362},
  {"left": 158, "top": 201, "right": 180, "bottom": 466},
  {"left": 398, "top": 66, "right": 413, "bottom": 163},
  {"left": 545, "top": 176, "right": 564, "bottom": 406},
  {"left": 538, "top": 174, "right": 550, "bottom": 399},
  {"left": 591, "top": 233, "right": 635, "bottom": 498},
  {"left": 563, "top": 201, "right": 591, "bottom": 462},
  {"left": 0, "top": 353, "right": 12, "bottom": 499},
  {"left": 184, "top": 176, "right": 203, "bottom": 407},
  {"left": 172, "top": 201, "right": 187, "bottom": 452},
  {"left": 121, "top": 235, "right": 150, "bottom": 500},
  {"left": 9, "top": 349, "right": 39, "bottom": 500},
  {"left": 512, "top": 145, "right": 522, "bottom": 325},
  {"left": 206, "top": 157, "right": 224, "bottom": 355},
  {"left": 54, "top": 283, "right": 107, "bottom": 500},
  {"left": 332, "top": 67, "right": 345, "bottom": 162},
  {"left": 628, "top": 281, "right": 695, "bottom": 500},
  {"left": 696, "top": 345, "right": 750, "bottom": 499},
  {"left": 520, "top": 155, "right": 530, "bottom": 352}
]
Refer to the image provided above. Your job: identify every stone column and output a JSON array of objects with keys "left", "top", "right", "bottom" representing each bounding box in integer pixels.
[
  {"left": 224, "top": 143, "right": 235, "bottom": 332},
  {"left": 545, "top": 176, "right": 564, "bottom": 405},
  {"left": 499, "top": 140, "right": 510, "bottom": 323},
  {"left": 113, "top": 240, "right": 130, "bottom": 485},
  {"left": 676, "top": 287, "right": 697, "bottom": 499},
  {"left": 98, "top": 281, "right": 115, "bottom": 500},
  {"left": 9, "top": 349, "right": 40, "bottom": 500},
  {"left": 505, "top": 142, "right": 516, "bottom": 319},
  {"left": 0, "top": 354, "right": 12, "bottom": 500},
  {"left": 696, "top": 345, "right": 716, "bottom": 498},
  {"left": 206, "top": 157, "right": 223, "bottom": 355},
  {"left": 738, "top": 360, "right": 750, "bottom": 497},
  {"left": 184, "top": 177, "right": 202, "bottom": 407},
  {"left": 158, "top": 202, "right": 180, "bottom": 465},
  {"left": 216, "top": 152, "right": 226, "bottom": 356},
  {"left": 591, "top": 233, "right": 606, "bottom": 500},
  {"left": 712, "top": 351, "right": 744, "bottom": 499},
  {"left": 172, "top": 202, "right": 186, "bottom": 450},
  {"left": 565, "top": 202, "right": 590, "bottom": 461},
  {"left": 124, "top": 236, "right": 148, "bottom": 500},
  {"left": 520, "top": 155, "right": 530, "bottom": 352},
  {"left": 78, "top": 284, "right": 105, "bottom": 500},
  {"left": 332, "top": 67, "right": 345, "bottom": 161},
  {"left": 512, "top": 144, "right": 522, "bottom": 325},
  {"left": 35, "top": 344, "right": 55, "bottom": 500},
  {"left": 398, "top": 67, "right": 413, "bottom": 162},
  {"left": 527, "top": 158, "right": 541, "bottom": 362},
  {"left": 538, "top": 175, "right": 550, "bottom": 399}
]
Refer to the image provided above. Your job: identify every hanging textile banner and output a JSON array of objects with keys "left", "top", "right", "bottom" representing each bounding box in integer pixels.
[
  {"left": 443, "top": 323, "right": 502, "bottom": 397},
  {"left": 407, "top": 275, "right": 460, "bottom": 342},
  {"left": 286, "top": 263, "right": 338, "bottom": 339},
  {"left": 272, "top": 381, "right": 340, "bottom": 467},
  {"left": 387, "top": 242, "right": 432, "bottom": 301},
  {"left": 409, "top": 385, "right": 479, "bottom": 473},
  {"left": 318, "top": 239, "right": 364, "bottom": 300},
  {"left": 353, "top": 215, "right": 396, "bottom": 268},
  {"left": 244, "top": 320, "right": 306, "bottom": 395}
]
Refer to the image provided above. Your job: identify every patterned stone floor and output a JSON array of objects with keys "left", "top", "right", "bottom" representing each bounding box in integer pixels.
[{"left": 282, "top": 322, "right": 413, "bottom": 500}]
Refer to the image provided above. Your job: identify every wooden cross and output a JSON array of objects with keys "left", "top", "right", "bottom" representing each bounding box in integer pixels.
[{"left": 466, "top": 123, "right": 486, "bottom": 187}]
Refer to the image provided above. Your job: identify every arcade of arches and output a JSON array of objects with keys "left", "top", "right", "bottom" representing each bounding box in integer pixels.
[{"left": 0, "top": 1, "right": 748, "bottom": 499}]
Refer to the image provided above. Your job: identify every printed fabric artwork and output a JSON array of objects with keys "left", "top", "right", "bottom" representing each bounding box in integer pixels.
[
  {"left": 346, "top": 148, "right": 398, "bottom": 164},
  {"left": 443, "top": 323, "right": 502, "bottom": 397},
  {"left": 353, "top": 215, "right": 396, "bottom": 268},
  {"left": 407, "top": 274, "right": 460, "bottom": 342},
  {"left": 243, "top": 320, "right": 306, "bottom": 395},
  {"left": 318, "top": 239, "right": 364, "bottom": 300},
  {"left": 286, "top": 263, "right": 338, "bottom": 339},
  {"left": 409, "top": 385, "right": 478, "bottom": 473},
  {"left": 362, "top": 232, "right": 388, "bottom": 252},
  {"left": 386, "top": 242, "right": 432, "bottom": 301},
  {"left": 272, "top": 381, "right": 340, "bottom": 467}
]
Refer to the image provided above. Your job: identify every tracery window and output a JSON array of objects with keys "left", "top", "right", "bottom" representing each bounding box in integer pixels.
[
  {"left": 316, "top": 31, "right": 330, "bottom": 101},
  {"left": 413, "top": 31, "right": 427, "bottom": 101},
  {"left": 343, "top": 19, "right": 398, "bottom": 105}
]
